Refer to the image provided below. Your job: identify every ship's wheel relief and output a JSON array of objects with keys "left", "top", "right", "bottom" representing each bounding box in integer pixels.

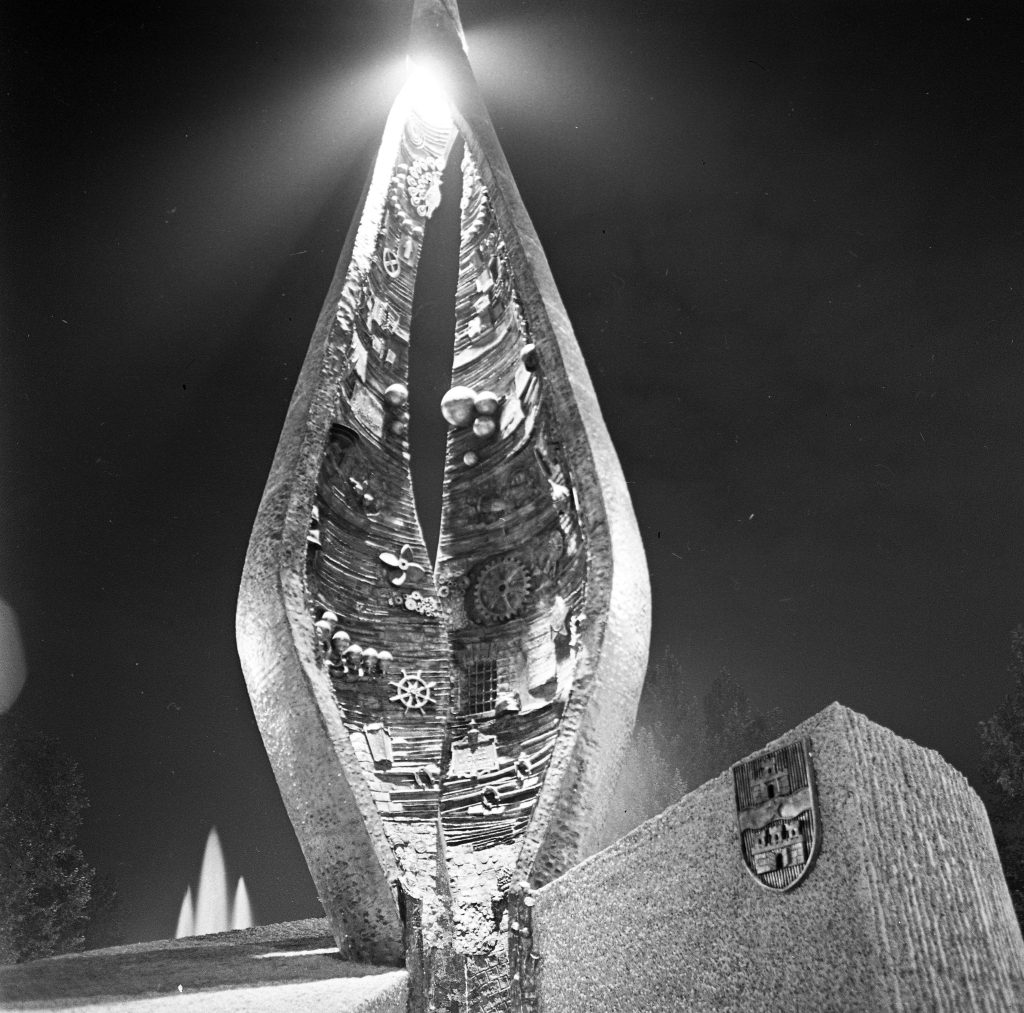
[
  {"left": 468, "top": 554, "right": 532, "bottom": 625},
  {"left": 389, "top": 670, "right": 437, "bottom": 712},
  {"left": 382, "top": 247, "right": 401, "bottom": 278}
]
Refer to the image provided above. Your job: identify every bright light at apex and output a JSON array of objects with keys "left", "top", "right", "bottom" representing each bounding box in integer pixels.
[{"left": 405, "top": 57, "right": 453, "bottom": 128}]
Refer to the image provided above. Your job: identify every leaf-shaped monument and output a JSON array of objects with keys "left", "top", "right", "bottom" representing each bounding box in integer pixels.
[{"left": 236, "top": 0, "right": 651, "bottom": 1005}]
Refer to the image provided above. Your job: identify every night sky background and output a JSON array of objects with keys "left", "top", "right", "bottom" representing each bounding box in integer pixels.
[{"left": 3, "top": 0, "right": 1023, "bottom": 945}]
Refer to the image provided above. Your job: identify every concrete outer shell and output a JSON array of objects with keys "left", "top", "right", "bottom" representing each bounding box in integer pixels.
[
  {"left": 236, "top": 105, "right": 408, "bottom": 964},
  {"left": 237, "top": 0, "right": 652, "bottom": 964},
  {"left": 531, "top": 702, "right": 1024, "bottom": 1012},
  {"left": 410, "top": 0, "right": 653, "bottom": 886}
]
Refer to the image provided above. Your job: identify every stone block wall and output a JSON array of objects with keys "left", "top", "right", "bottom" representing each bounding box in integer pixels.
[{"left": 532, "top": 702, "right": 1024, "bottom": 1011}]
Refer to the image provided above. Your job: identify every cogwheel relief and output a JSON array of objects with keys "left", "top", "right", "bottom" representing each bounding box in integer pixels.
[{"left": 467, "top": 554, "right": 533, "bottom": 625}]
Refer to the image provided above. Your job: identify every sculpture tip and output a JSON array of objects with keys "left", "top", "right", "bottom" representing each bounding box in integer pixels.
[{"left": 410, "top": 0, "right": 468, "bottom": 56}]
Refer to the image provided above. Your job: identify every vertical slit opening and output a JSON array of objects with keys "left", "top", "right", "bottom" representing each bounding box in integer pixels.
[{"left": 408, "top": 133, "right": 464, "bottom": 569}]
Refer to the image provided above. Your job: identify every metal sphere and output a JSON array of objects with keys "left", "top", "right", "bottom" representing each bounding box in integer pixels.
[
  {"left": 383, "top": 382, "right": 408, "bottom": 407},
  {"left": 520, "top": 343, "right": 539, "bottom": 371},
  {"left": 474, "top": 390, "right": 500, "bottom": 416},
  {"left": 472, "top": 416, "right": 497, "bottom": 438},
  {"left": 463, "top": 451, "right": 479, "bottom": 467},
  {"left": 441, "top": 386, "right": 478, "bottom": 427}
]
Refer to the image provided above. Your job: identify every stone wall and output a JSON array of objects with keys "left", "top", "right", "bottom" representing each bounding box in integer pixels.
[{"left": 532, "top": 702, "right": 1024, "bottom": 1011}]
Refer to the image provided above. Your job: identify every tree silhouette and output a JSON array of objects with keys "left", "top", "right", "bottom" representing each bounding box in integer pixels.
[
  {"left": 596, "top": 724, "right": 686, "bottom": 850},
  {"left": 978, "top": 625, "right": 1024, "bottom": 927},
  {"left": 0, "top": 715, "right": 98, "bottom": 963},
  {"left": 692, "top": 665, "right": 781, "bottom": 789},
  {"left": 591, "top": 651, "right": 781, "bottom": 854}
]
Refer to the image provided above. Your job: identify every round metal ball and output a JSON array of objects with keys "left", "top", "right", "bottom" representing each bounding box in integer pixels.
[
  {"left": 390, "top": 419, "right": 407, "bottom": 437},
  {"left": 474, "top": 390, "right": 500, "bottom": 416},
  {"left": 441, "top": 386, "right": 478, "bottom": 427},
  {"left": 463, "top": 451, "right": 479, "bottom": 467},
  {"left": 472, "top": 416, "right": 497, "bottom": 439},
  {"left": 383, "top": 383, "right": 408, "bottom": 408}
]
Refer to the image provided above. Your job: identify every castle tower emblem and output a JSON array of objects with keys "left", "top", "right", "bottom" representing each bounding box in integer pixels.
[{"left": 733, "top": 738, "right": 821, "bottom": 891}]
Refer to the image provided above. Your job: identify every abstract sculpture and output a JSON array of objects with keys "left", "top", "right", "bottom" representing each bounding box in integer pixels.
[{"left": 236, "top": 1, "right": 650, "bottom": 1008}]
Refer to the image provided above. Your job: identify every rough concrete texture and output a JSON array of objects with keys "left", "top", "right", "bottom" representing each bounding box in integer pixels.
[
  {"left": 235, "top": 94, "right": 413, "bottom": 964},
  {"left": 0, "top": 918, "right": 407, "bottom": 1012},
  {"left": 532, "top": 703, "right": 1024, "bottom": 1012}
]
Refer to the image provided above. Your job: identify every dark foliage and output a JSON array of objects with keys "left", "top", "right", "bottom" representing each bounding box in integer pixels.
[
  {"left": 594, "top": 721, "right": 686, "bottom": 851},
  {"left": 0, "top": 714, "right": 97, "bottom": 963},
  {"left": 978, "top": 625, "right": 1024, "bottom": 927},
  {"left": 592, "top": 650, "right": 782, "bottom": 853},
  {"left": 83, "top": 871, "right": 122, "bottom": 951}
]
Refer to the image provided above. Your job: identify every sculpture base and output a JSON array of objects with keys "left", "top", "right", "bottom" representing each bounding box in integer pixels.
[
  {"left": 531, "top": 702, "right": 1024, "bottom": 1011},
  {"left": 6, "top": 704, "right": 1022, "bottom": 1012}
]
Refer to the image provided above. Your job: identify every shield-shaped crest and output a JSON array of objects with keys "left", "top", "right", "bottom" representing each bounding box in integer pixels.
[{"left": 733, "top": 738, "right": 820, "bottom": 891}]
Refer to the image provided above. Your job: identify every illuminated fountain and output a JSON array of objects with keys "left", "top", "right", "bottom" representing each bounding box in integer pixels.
[
  {"left": 231, "top": 877, "right": 253, "bottom": 931},
  {"left": 193, "top": 827, "right": 229, "bottom": 935},
  {"left": 173, "top": 828, "right": 255, "bottom": 938},
  {"left": 173, "top": 886, "right": 194, "bottom": 939},
  {"left": 0, "top": 597, "right": 27, "bottom": 714}
]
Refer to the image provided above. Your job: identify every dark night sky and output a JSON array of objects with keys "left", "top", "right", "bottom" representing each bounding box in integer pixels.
[{"left": 3, "top": 1, "right": 1023, "bottom": 944}]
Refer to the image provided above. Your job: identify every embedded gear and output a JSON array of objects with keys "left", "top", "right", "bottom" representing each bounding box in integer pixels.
[{"left": 469, "top": 554, "right": 532, "bottom": 624}]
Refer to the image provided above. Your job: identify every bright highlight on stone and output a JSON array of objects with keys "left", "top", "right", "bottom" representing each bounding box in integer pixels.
[{"left": 406, "top": 58, "right": 452, "bottom": 129}]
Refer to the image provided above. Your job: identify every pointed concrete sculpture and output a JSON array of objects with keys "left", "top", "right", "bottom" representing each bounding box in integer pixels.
[{"left": 236, "top": 0, "right": 650, "bottom": 1005}]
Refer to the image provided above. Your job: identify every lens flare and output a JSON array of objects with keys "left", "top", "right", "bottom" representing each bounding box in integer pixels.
[{"left": 405, "top": 58, "right": 452, "bottom": 128}]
